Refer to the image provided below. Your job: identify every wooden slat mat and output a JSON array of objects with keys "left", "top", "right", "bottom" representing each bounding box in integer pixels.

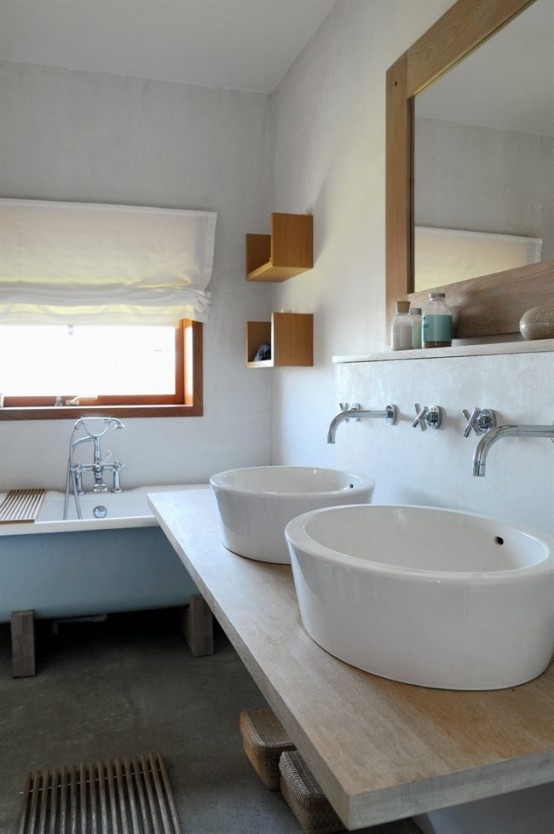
[
  {"left": 19, "top": 752, "right": 181, "bottom": 834},
  {"left": 0, "top": 489, "right": 45, "bottom": 524}
]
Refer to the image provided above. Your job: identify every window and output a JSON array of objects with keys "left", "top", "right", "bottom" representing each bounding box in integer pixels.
[
  {"left": 0, "top": 319, "right": 202, "bottom": 419},
  {"left": 0, "top": 199, "right": 214, "bottom": 420}
]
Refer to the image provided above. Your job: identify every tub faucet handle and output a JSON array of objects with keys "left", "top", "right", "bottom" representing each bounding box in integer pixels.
[
  {"left": 463, "top": 408, "right": 497, "bottom": 437},
  {"left": 412, "top": 404, "right": 428, "bottom": 430},
  {"left": 112, "top": 460, "right": 126, "bottom": 493},
  {"left": 413, "top": 404, "right": 442, "bottom": 430},
  {"left": 70, "top": 463, "right": 85, "bottom": 495}
]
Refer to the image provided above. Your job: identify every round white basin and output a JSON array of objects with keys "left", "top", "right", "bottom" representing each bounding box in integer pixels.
[
  {"left": 210, "top": 466, "right": 374, "bottom": 564},
  {"left": 285, "top": 504, "right": 554, "bottom": 690}
]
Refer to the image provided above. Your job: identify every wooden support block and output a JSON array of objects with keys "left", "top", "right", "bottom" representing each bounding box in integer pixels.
[
  {"left": 180, "top": 594, "right": 214, "bottom": 657},
  {"left": 280, "top": 750, "right": 345, "bottom": 834},
  {"left": 280, "top": 750, "right": 424, "bottom": 834},
  {"left": 11, "top": 610, "right": 36, "bottom": 678},
  {"left": 240, "top": 707, "right": 296, "bottom": 790}
]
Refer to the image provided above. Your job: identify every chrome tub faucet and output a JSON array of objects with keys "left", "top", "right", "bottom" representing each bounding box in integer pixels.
[{"left": 64, "top": 417, "right": 127, "bottom": 518}]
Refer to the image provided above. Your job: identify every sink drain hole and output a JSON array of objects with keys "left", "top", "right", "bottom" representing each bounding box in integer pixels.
[{"left": 494, "top": 535, "right": 504, "bottom": 545}]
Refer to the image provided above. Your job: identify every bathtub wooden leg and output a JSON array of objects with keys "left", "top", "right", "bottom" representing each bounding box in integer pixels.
[
  {"left": 180, "top": 594, "right": 214, "bottom": 657},
  {"left": 11, "top": 610, "right": 36, "bottom": 678}
]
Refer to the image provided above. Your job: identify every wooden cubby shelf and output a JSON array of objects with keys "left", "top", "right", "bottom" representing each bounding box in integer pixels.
[
  {"left": 247, "top": 313, "right": 313, "bottom": 368},
  {"left": 246, "top": 213, "right": 313, "bottom": 282}
]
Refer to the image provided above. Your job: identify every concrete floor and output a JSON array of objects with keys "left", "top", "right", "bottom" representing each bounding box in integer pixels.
[{"left": 0, "top": 608, "right": 421, "bottom": 834}]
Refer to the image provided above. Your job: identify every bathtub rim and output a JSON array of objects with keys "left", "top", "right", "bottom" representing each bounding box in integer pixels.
[{"left": 0, "top": 484, "right": 209, "bottom": 536}]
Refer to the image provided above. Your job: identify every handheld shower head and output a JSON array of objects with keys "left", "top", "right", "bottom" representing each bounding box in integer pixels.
[{"left": 71, "top": 416, "right": 126, "bottom": 442}]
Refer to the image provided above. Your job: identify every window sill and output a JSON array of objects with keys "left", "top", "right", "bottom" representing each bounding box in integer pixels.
[{"left": 0, "top": 404, "right": 203, "bottom": 421}]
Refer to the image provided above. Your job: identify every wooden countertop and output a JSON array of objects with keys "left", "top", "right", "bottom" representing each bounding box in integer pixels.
[{"left": 149, "top": 489, "right": 554, "bottom": 830}]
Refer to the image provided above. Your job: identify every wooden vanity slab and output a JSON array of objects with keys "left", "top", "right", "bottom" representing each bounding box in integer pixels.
[{"left": 149, "top": 489, "right": 554, "bottom": 830}]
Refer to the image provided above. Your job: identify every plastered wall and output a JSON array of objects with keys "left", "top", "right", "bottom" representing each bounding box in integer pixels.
[
  {"left": 335, "top": 349, "right": 554, "bottom": 535},
  {"left": 0, "top": 60, "right": 273, "bottom": 489}
]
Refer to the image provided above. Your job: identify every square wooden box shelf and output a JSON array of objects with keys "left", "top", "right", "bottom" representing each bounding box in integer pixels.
[
  {"left": 246, "top": 213, "right": 313, "bottom": 282},
  {"left": 247, "top": 313, "right": 313, "bottom": 368}
]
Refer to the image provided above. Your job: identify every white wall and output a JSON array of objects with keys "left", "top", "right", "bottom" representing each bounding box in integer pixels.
[
  {"left": 268, "top": 2, "right": 553, "bottom": 832},
  {"left": 335, "top": 349, "right": 554, "bottom": 535},
  {"left": 268, "top": 0, "right": 456, "bottom": 465},
  {"left": 268, "top": 0, "right": 554, "bottom": 522},
  {"left": 0, "top": 61, "right": 273, "bottom": 489}
]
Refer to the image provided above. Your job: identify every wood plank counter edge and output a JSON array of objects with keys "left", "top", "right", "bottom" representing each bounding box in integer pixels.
[{"left": 149, "top": 490, "right": 554, "bottom": 830}]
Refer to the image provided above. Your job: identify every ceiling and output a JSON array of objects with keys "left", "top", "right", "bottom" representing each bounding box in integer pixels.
[
  {"left": 2, "top": 0, "right": 551, "bottom": 131},
  {"left": 0, "top": 0, "right": 336, "bottom": 93}
]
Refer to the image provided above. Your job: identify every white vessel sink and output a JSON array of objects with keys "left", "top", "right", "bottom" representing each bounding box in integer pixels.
[
  {"left": 285, "top": 505, "right": 554, "bottom": 690},
  {"left": 210, "top": 466, "right": 374, "bottom": 564}
]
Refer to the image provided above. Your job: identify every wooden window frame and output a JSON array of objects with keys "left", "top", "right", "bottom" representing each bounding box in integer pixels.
[{"left": 0, "top": 319, "right": 203, "bottom": 421}]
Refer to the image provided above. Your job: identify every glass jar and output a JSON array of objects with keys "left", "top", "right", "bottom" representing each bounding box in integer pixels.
[
  {"left": 422, "top": 293, "right": 452, "bottom": 348},
  {"left": 391, "top": 300, "right": 412, "bottom": 350}
]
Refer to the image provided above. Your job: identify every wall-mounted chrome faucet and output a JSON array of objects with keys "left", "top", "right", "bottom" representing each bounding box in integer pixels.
[
  {"left": 327, "top": 402, "right": 398, "bottom": 444},
  {"left": 412, "top": 404, "right": 442, "bottom": 431},
  {"left": 64, "top": 416, "right": 127, "bottom": 518},
  {"left": 473, "top": 424, "right": 554, "bottom": 476}
]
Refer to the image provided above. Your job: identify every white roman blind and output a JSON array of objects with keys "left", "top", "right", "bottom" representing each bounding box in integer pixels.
[{"left": 0, "top": 199, "right": 216, "bottom": 324}]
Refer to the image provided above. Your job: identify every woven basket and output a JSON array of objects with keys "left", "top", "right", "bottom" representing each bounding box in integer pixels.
[
  {"left": 239, "top": 708, "right": 296, "bottom": 790},
  {"left": 279, "top": 750, "right": 345, "bottom": 834}
]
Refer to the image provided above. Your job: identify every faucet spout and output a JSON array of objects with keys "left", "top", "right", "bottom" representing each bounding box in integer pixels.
[
  {"left": 327, "top": 403, "right": 397, "bottom": 444},
  {"left": 327, "top": 408, "right": 353, "bottom": 444},
  {"left": 473, "top": 424, "right": 554, "bottom": 476}
]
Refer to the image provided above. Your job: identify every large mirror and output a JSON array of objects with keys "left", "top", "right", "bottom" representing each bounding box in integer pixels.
[{"left": 386, "top": 0, "right": 554, "bottom": 340}]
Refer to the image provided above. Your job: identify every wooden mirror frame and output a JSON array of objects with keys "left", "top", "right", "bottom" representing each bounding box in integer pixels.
[{"left": 386, "top": 0, "right": 553, "bottom": 340}]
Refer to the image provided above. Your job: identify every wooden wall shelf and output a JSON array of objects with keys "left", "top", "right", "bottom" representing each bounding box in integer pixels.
[
  {"left": 246, "top": 313, "right": 313, "bottom": 368},
  {"left": 246, "top": 213, "right": 313, "bottom": 282}
]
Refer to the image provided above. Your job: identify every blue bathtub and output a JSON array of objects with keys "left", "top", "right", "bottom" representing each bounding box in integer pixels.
[{"left": 0, "top": 485, "right": 203, "bottom": 621}]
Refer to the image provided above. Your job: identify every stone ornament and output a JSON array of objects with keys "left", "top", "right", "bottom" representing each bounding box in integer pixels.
[{"left": 519, "top": 305, "right": 554, "bottom": 340}]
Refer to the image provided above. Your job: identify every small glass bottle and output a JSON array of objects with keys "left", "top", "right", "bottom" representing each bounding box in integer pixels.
[
  {"left": 409, "top": 306, "right": 422, "bottom": 349},
  {"left": 391, "top": 300, "right": 412, "bottom": 350},
  {"left": 422, "top": 292, "right": 452, "bottom": 348}
]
